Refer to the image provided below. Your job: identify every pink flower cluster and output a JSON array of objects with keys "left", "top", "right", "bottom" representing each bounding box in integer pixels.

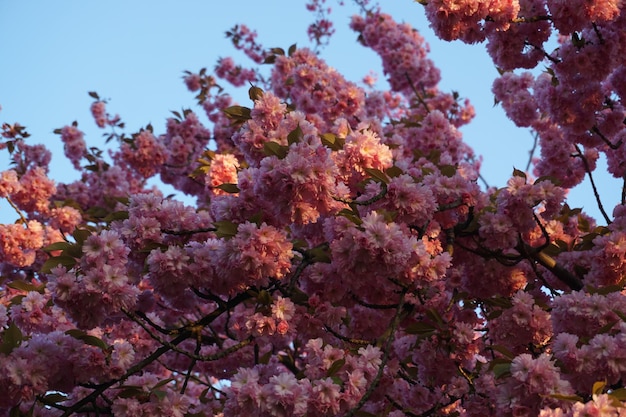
[
  {"left": 59, "top": 124, "right": 87, "bottom": 169},
  {"left": 271, "top": 48, "right": 366, "bottom": 129},
  {"left": 2, "top": 2, "right": 626, "bottom": 416},
  {"left": 116, "top": 129, "right": 167, "bottom": 178},
  {"left": 305, "top": 0, "right": 336, "bottom": 47},
  {"left": 351, "top": 11, "right": 441, "bottom": 94},
  {"left": 424, "top": 0, "right": 520, "bottom": 43},
  {"left": 90, "top": 100, "right": 120, "bottom": 128},
  {"left": 214, "top": 57, "right": 257, "bottom": 87},
  {"left": 489, "top": 290, "right": 552, "bottom": 354},
  {"left": 0, "top": 221, "right": 45, "bottom": 267},
  {"left": 224, "top": 339, "right": 382, "bottom": 416},
  {"left": 48, "top": 230, "right": 138, "bottom": 328}
]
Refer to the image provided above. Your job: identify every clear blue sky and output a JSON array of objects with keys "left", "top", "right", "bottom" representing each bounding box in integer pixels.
[{"left": 0, "top": 1, "right": 618, "bottom": 223}]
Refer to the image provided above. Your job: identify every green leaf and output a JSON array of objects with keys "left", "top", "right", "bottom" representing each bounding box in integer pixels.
[
  {"left": 354, "top": 411, "right": 377, "bottom": 417},
  {"left": 270, "top": 47, "right": 285, "bottom": 55},
  {"left": 613, "top": 309, "right": 626, "bottom": 322},
  {"left": 7, "top": 280, "right": 45, "bottom": 293},
  {"left": 490, "top": 345, "right": 516, "bottom": 360},
  {"left": 86, "top": 206, "right": 109, "bottom": 219},
  {"left": 88, "top": 91, "right": 100, "bottom": 100},
  {"left": 577, "top": 214, "right": 591, "bottom": 233},
  {"left": 65, "top": 243, "right": 84, "bottom": 259},
  {"left": 320, "top": 133, "right": 344, "bottom": 150},
  {"left": 249, "top": 212, "right": 263, "bottom": 226},
  {"left": 117, "top": 386, "right": 145, "bottom": 399},
  {"left": 512, "top": 167, "right": 527, "bottom": 181},
  {"left": 249, "top": 86, "right": 264, "bottom": 101},
  {"left": 425, "top": 308, "right": 445, "bottom": 327},
  {"left": 609, "top": 388, "right": 626, "bottom": 401},
  {"left": 263, "top": 55, "right": 277, "bottom": 64},
  {"left": 363, "top": 167, "right": 390, "bottom": 184},
  {"left": 216, "top": 183, "right": 240, "bottom": 194},
  {"left": 326, "top": 358, "right": 345, "bottom": 377},
  {"left": 104, "top": 211, "right": 129, "bottom": 222},
  {"left": 546, "top": 393, "right": 584, "bottom": 402},
  {"left": 385, "top": 166, "right": 404, "bottom": 178},
  {"left": 223, "top": 105, "right": 252, "bottom": 122},
  {"left": 41, "top": 392, "right": 69, "bottom": 405},
  {"left": 492, "top": 361, "right": 511, "bottom": 379},
  {"left": 73, "top": 229, "right": 92, "bottom": 245},
  {"left": 9, "top": 405, "right": 22, "bottom": 417},
  {"left": 484, "top": 296, "right": 513, "bottom": 309},
  {"left": 405, "top": 322, "right": 437, "bottom": 335},
  {"left": 41, "top": 255, "right": 77, "bottom": 274},
  {"left": 287, "top": 125, "right": 303, "bottom": 145},
  {"left": 263, "top": 141, "right": 288, "bottom": 159},
  {"left": 330, "top": 375, "right": 343, "bottom": 386},
  {"left": 259, "top": 350, "right": 272, "bottom": 365},
  {"left": 288, "top": 43, "right": 297, "bottom": 56},
  {"left": 592, "top": 380, "right": 607, "bottom": 395},
  {"left": 534, "top": 175, "right": 561, "bottom": 186},
  {"left": 0, "top": 323, "right": 23, "bottom": 354},
  {"left": 65, "top": 329, "right": 109, "bottom": 351},
  {"left": 42, "top": 241, "right": 72, "bottom": 253},
  {"left": 540, "top": 242, "right": 565, "bottom": 258},
  {"left": 309, "top": 245, "right": 331, "bottom": 263},
  {"left": 256, "top": 290, "right": 272, "bottom": 306},
  {"left": 214, "top": 221, "right": 238, "bottom": 239},
  {"left": 150, "top": 390, "right": 167, "bottom": 401},
  {"left": 290, "top": 287, "right": 309, "bottom": 304},
  {"left": 439, "top": 164, "right": 457, "bottom": 178},
  {"left": 9, "top": 295, "right": 25, "bottom": 307},
  {"left": 338, "top": 209, "right": 362, "bottom": 226},
  {"left": 152, "top": 378, "right": 175, "bottom": 390}
]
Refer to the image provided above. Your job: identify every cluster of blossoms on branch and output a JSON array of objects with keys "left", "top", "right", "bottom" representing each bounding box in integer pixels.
[{"left": 1, "top": 0, "right": 626, "bottom": 416}]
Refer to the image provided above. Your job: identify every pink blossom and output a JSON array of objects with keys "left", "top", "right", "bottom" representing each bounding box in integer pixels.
[
  {"left": 0, "top": 170, "right": 21, "bottom": 197},
  {"left": 59, "top": 124, "right": 86, "bottom": 169}
]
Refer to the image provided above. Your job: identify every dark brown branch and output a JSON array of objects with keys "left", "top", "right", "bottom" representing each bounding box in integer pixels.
[
  {"left": 161, "top": 227, "right": 217, "bottom": 235},
  {"left": 323, "top": 324, "right": 374, "bottom": 346},
  {"left": 524, "top": 40, "right": 560, "bottom": 64},
  {"left": 351, "top": 293, "right": 398, "bottom": 309},
  {"left": 60, "top": 331, "right": 190, "bottom": 416},
  {"left": 528, "top": 248, "right": 583, "bottom": 291},
  {"left": 518, "top": 213, "right": 584, "bottom": 291},
  {"left": 62, "top": 291, "right": 254, "bottom": 416},
  {"left": 591, "top": 126, "right": 622, "bottom": 150},
  {"left": 510, "top": 15, "right": 552, "bottom": 23}
]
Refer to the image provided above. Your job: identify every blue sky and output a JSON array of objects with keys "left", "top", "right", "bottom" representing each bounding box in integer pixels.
[{"left": 0, "top": 1, "right": 619, "bottom": 223}]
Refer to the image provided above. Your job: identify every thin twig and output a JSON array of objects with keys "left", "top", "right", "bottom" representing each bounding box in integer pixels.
[
  {"left": 525, "top": 130, "right": 539, "bottom": 172},
  {"left": 591, "top": 126, "right": 622, "bottom": 150},
  {"left": 333, "top": 181, "right": 388, "bottom": 205},
  {"left": 622, "top": 174, "right": 626, "bottom": 206},
  {"left": 4, "top": 197, "right": 27, "bottom": 224},
  {"left": 405, "top": 73, "right": 430, "bottom": 113},
  {"left": 573, "top": 144, "right": 611, "bottom": 225},
  {"left": 510, "top": 15, "right": 552, "bottom": 23},
  {"left": 323, "top": 324, "right": 374, "bottom": 346}
]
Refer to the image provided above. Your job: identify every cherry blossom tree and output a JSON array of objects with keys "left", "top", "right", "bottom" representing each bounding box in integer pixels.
[{"left": 1, "top": 0, "right": 626, "bottom": 416}]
